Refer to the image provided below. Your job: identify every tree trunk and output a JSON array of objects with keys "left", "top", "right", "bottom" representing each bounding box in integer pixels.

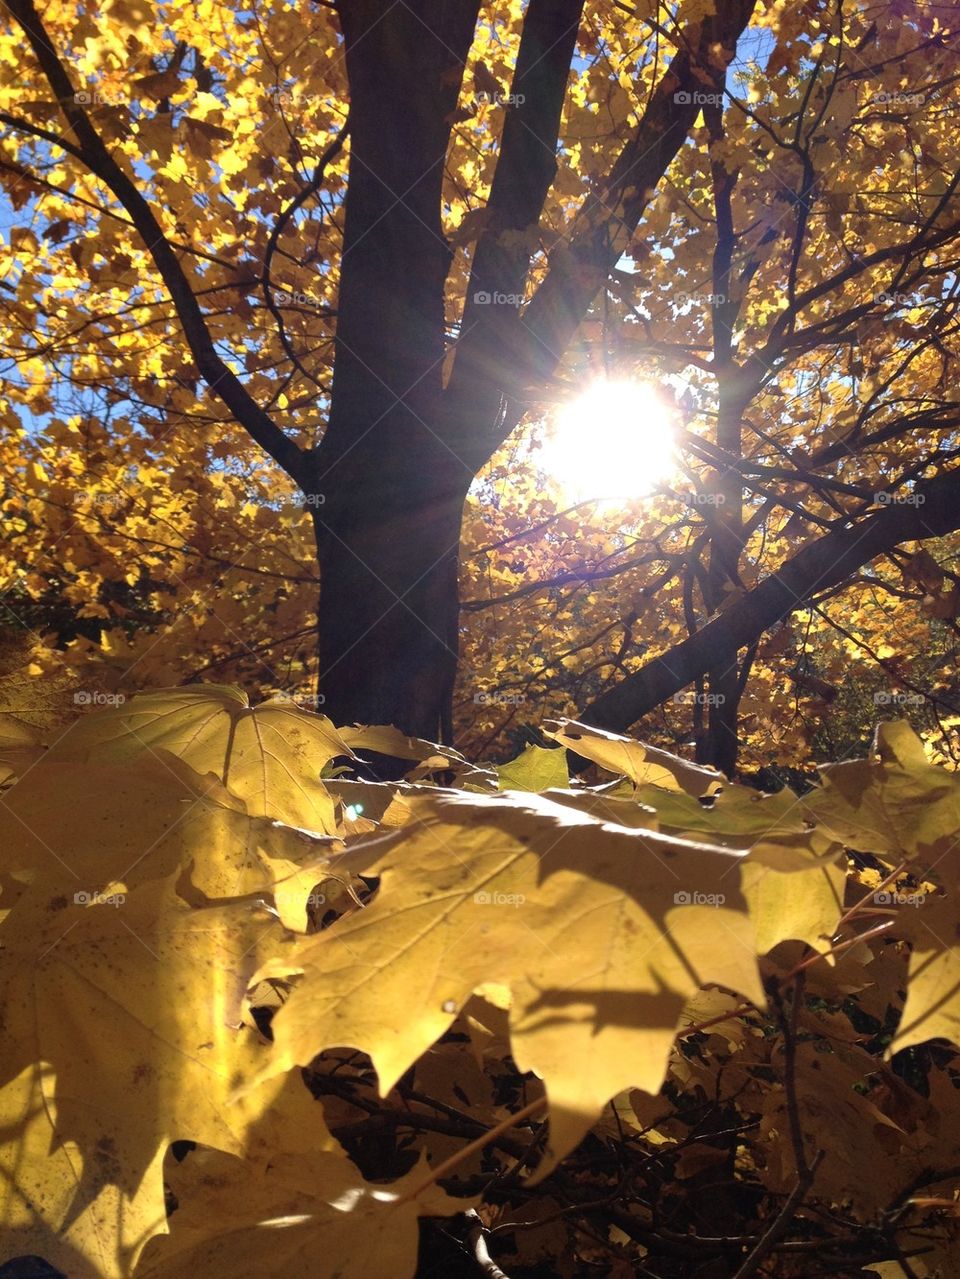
[
  {"left": 700, "top": 103, "right": 748, "bottom": 777},
  {"left": 313, "top": 0, "right": 481, "bottom": 737},
  {"left": 309, "top": 0, "right": 758, "bottom": 738},
  {"left": 311, "top": 488, "right": 464, "bottom": 741}
]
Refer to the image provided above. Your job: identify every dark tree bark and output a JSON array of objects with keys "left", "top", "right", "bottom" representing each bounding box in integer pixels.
[
  {"left": 700, "top": 97, "right": 747, "bottom": 776},
  {"left": 310, "top": 0, "right": 481, "bottom": 739},
  {"left": 311, "top": 0, "right": 600, "bottom": 739}
]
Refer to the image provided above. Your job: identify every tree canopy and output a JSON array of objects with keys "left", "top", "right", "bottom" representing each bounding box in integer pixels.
[
  {"left": 2, "top": 0, "right": 960, "bottom": 1273},
  {"left": 2, "top": 0, "right": 959, "bottom": 768}
]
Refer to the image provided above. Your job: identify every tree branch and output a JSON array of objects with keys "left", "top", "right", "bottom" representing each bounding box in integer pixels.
[
  {"left": 449, "top": 0, "right": 585, "bottom": 401},
  {"left": 448, "top": 0, "right": 759, "bottom": 470},
  {"left": 6, "top": 0, "right": 307, "bottom": 484},
  {"left": 465, "top": 1210, "right": 515, "bottom": 1279},
  {"left": 578, "top": 466, "right": 960, "bottom": 735},
  {"left": 261, "top": 118, "right": 349, "bottom": 390}
]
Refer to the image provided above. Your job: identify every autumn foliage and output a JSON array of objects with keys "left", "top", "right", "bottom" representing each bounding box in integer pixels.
[
  {"left": 0, "top": 683, "right": 958, "bottom": 1276},
  {"left": 1, "top": 0, "right": 959, "bottom": 765},
  {"left": 3, "top": 0, "right": 960, "bottom": 1272}
]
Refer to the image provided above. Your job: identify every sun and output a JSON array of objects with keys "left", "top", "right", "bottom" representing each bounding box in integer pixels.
[{"left": 538, "top": 379, "right": 678, "bottom": 501}]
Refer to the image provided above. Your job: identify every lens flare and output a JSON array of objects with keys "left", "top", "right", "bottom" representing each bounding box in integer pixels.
[{"left": 539, "top": 379, "right": 678, "bottom": 500}]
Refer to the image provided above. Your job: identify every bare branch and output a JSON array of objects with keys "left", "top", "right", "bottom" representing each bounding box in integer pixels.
[{"left": 578, "top": 466, "right": 960, "bottom": 736}]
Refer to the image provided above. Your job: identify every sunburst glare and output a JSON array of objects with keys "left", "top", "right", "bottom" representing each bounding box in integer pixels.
[{"left": 538, "top": 379, "right": 679, "bottom": 501}]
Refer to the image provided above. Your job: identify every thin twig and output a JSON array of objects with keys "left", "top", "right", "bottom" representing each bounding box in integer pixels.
[
  {"left": 733, "top": 975, "right": 824, "bottom": 1278},
  {"left": 731, "top": 1151, "right": 825, "bottom": 1279},
  {"left": 399, "top": 1097, "right": 547, "bottom": 1203},
  {"left": 834, "top": 862, "right": 908, "bottom": 931}
]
